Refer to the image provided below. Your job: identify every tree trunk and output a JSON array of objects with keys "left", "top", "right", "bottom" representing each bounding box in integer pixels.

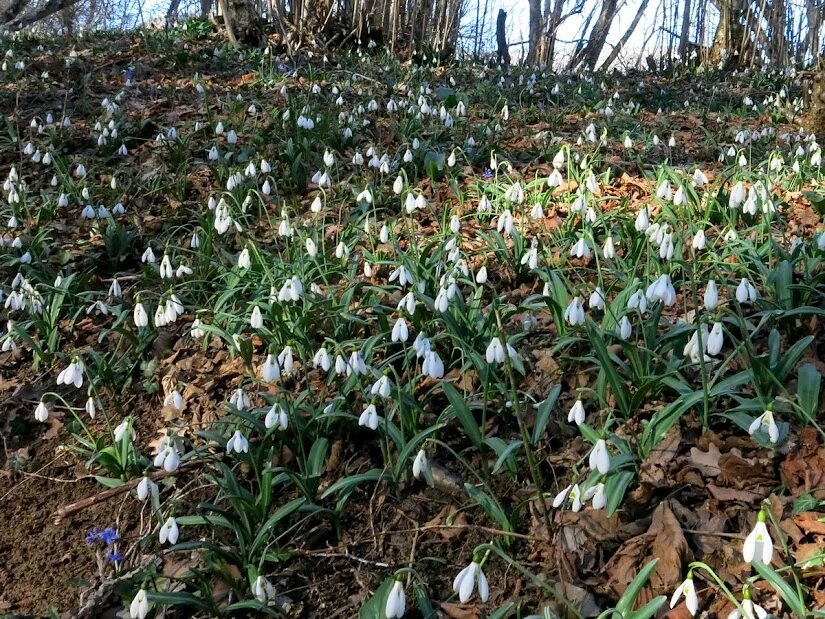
[
  {"left": 526, "top": 0, "right": 541, "bottom": 65},
  {"left": 575, "top": 0, "right": 619, "bottom": 70},
  {"left": 218, "top": 0, "right": 265, "bottom": 47},
  {"left": 496, "top": 8, "right": 510, "bottom": 65},
  {"left": 678, "top": 0, "right": 692, "bottom": 58},
  {"left": 599, "top": 0, "right": 650, "bottom": 70},
  {"left": 710, "top": 0, "right": 744, "bottom": 64}
]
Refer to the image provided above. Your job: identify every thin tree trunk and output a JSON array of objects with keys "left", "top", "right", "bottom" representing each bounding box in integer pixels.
[
  {"left": 526, "top": 0, "right": 541, "bottom": 65},
  {"left": 575, "top": 0, "right": 619, "bottom": 70},
  {"left": 600, "top": 0, "right": 650, "bottom": 70},
  {"left": 678, "top": 0, "right": 692, "bottom": 58}
]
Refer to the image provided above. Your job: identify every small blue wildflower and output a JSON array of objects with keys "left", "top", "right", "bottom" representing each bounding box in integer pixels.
[
  {"left": 482, "top": 168, "right": 493, "bottom": 179},
  {"left": 107, "top": 550, "right": 124, "bottom": 565},
  {"left": 85, "top": 527, "right": 100, "bottom": 545},
  {"left": 99, "top": 527, "right": 120, "bottom": 546}
]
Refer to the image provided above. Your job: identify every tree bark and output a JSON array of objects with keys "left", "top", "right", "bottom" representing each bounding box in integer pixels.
[
  {"left": 218, "top": 0, "right": 265, "bottom": 47},
  {"left": 678, "top": 0, "right": 692, "bottom": 58},
  {"left": 575, "top": 0, "right": 619, "bottom": 70},
  {"left": 599, "top": 0, "right": 650, "bottom": 70},
  {"left": 496, "top": 8, "right": 510, "bottom": 65},
  {"left": 527, "top": 0, "right": 541, "bottom": 65}
]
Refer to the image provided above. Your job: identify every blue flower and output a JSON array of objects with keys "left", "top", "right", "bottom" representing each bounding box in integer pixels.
[
  {"left": 85, "top": 527, "right": 100, "bottom": 545},
  {"left": 107, "top": 550, "right": 124, "bottom": 565},
  {"left": 482, "top": 168, "right": 493, "bottom": 179},
  {"left": 99, "top": 527, "right": 120, "bottom": 546}
]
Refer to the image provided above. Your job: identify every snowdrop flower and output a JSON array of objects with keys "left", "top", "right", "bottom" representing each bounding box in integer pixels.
[
  {"left": 358, "top": 404, "right": 381, "bottom": 430},
  {"left": 159, "top": 516, "right": 179, "bottom": 545},
  {"left": 453, "top": 561, "right": 489, "bottom": 603},
  {"left": 748, "top": 410, "right": 779, "bottom": 444},
  {"left": 347, "top": 351, "right": 368, "bottom": 376},
  {"left": 692, "top": 229, "right": 706, "bottom": 250},
  {"left": 583, "top": 482, "right": 607, "bottom": 509},
  {"left": 141, "top": 246, "right": 156, "bottom": 264},
  {"left": 265, "top": 403, "right": 289, "bottom": 430},
  {"left": 670, "top": 575, "right": 698, "bottom": 615},
  {"left": 567, "top": 400, "right": 585, "bottom": 426},
  {"left": 252, "top": 575, "right": 271, "bottom": 603},
  {"left": 226, "top": 430, "right": 249, "bottom": 454},
  {"left": 34, "top": 399, "right": 49, "bottom": 422},
  {"left": 521, "top": 245, "right": 538, "bottom": 269},
  {"left": 552, "top": 484, "right": 583, "bottom": 511},
  {"left": 129, "top": 589, "right": 150, "bottom": 619},
  {"left": 476, "top": 266, "right": 488, "bottom": 284},
  {"left": 617, "top": 315, "right": 632, "bottom": 340},
  {"left": 371, "top": 375, "right": 392, "bottom": 398},
  {"left": 313, "top": 347, "right": 331, "bottom": 371},
  {"left": 707, "top": 322, "right": 724, "bottom": 355},
  {"left": 57, "top": 358, "right": 84, "bottom": 388},
  {"left": 589, "top": 439, "right": 610, "bottom": 474},
  {"left": 136, "top": 476, "right": 158, "bottom": 502},
  {"left": 736, "top": 278, "right": 757, "bottom": 303},
  {"left": 602, "top": 236, "right": 616, "bottom": 259},
  {"left": 729, "top": 181, "right": 746, "bottom": 209},
  {"left": 486, "top": 337, "right": 505, "bottom": 364},
  {"left": 496, "top": 209, "right": 514, "bottom": 235},
  {"left": 278, "top": 346, "right": 295, "bottom": 375},
  {"left": 570, "top": 238, "right": 591, "bottom": 259},
  {"left": 634, "top": 207, "right": 650, "bottom": 231},
  {"left": 85, "top": 397, "right": 97, "bottom": 418},
  {"left": 385, "top": 580, "right": 406, "bottom": 618},
  {"left": 504, "top": 182, "right": 524, "bottom": 203},
  {"left": 704, "top": 280, "right": 718, "bottom": 310},
  {"left": 564, "top": 297, "right": 585, "bottom": 326},
  {"left": 422, "top": 350, "right": 444, "bottom": 379},
  {"left": 391, "top": 317, "right": 409, "bottom": 342},
  {"left": 589, "top": 287, "right": 605, "bottom": 310},
  {"left": 155, "top": 442, "right": 179, "bottom": 472},
  {"left": 412, "top": 449, "right": 430, "bottom": 480},
  {"left": 743, "top": 509, "right": 773, "bottom": 564}
]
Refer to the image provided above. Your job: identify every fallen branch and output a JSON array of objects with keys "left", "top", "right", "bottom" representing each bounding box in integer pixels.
[{"left": 53, "top": 465, "right": 189, "bottom": 523}]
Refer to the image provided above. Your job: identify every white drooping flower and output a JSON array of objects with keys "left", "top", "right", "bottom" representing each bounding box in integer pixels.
[
  {"left": 129, "top": 589, "right": 150, "bottom": 619},
  {"left": 34, "top": 399, "right": 49, "bottom": 422},
  {"left": 412, "top": 449, "right": 430, "bottom": 480},
  {"left": 564, "top": 296, "right": 585, "bottom": 326},
  {"left": 226, "top": 430, "right": 249, "bottom": 454},
  {"left": 589, "top": 439, "right": 610, "bottom": 474},
  {"left": 748, "top": 410, "right": 779, "bottom": 444},
  {"left": 385, "top": 580, "right": 406, "bottom": 618},
  {"left": 736, "top": 278, "right": 758, "bottom": 304},
  {"left": 742, "top": 510, "right": 773, "bottom": 564},
  {"left": 567, "top": 400, "right": 585, "bottom": 426},
  {"left": 704, "top": 279, "right": 718, "bottom": 310},
  {"left": 159, "top": 516, "right": 179, "bottom": 545},
  {"left": 136, "top": 476, "right": 158, "bottom": 501},
  {"left": 452, "top": 561, "right": 489, "bottom": 603},
  {"left": 252, "top": 575, "right": 271, "bottom": 603},
  {"left": 265, "top": 403, "right": 289, "bottom": 431},
  {"left": 358, "top": 404, "right": 381, "bottom": 430},
  {"left": 670, "top": 576, "right": 699, "bottom": 616},
  {"left": 57, "top": 358, "right": 84, "bottom": 388}
]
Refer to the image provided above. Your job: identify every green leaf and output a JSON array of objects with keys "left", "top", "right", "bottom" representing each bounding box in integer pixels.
[
  {"left": 605, "top": 470, "right": 635, "bottom": 516},
  {"left": 532, "top": 384, "right": 561, "bottom": 444},
  {"left": 798, "top": 363, "right": 821, "bottom": 418},
  {"left": 145, "top": 590, "right": 212, "bottom": 612},
  {"left": 321, "top": 469, "right": 384, "bottom": 499},
  {"left": 250, "top": 498, "right": 305, "bottom": 555},
  {"left": 586, "top": 321, "right": 630, "bottom": 417},
  {"left": 94, "top": 476, "right": 124, "bottom": 489},
  {"left": 464, "top": 484, "right": 513, "bottom": 538},
  {"left": 359, "top": 576, "right": 394, "bottom": 619},
  {"left": 442, "top": 382, "right": 483, "bottom": 448},
  {"left": 752, "top": 560, "right": 807, "bottom": 617},
  {"left": 616, "top": 559, "right": 658, "bottom": 615}
]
